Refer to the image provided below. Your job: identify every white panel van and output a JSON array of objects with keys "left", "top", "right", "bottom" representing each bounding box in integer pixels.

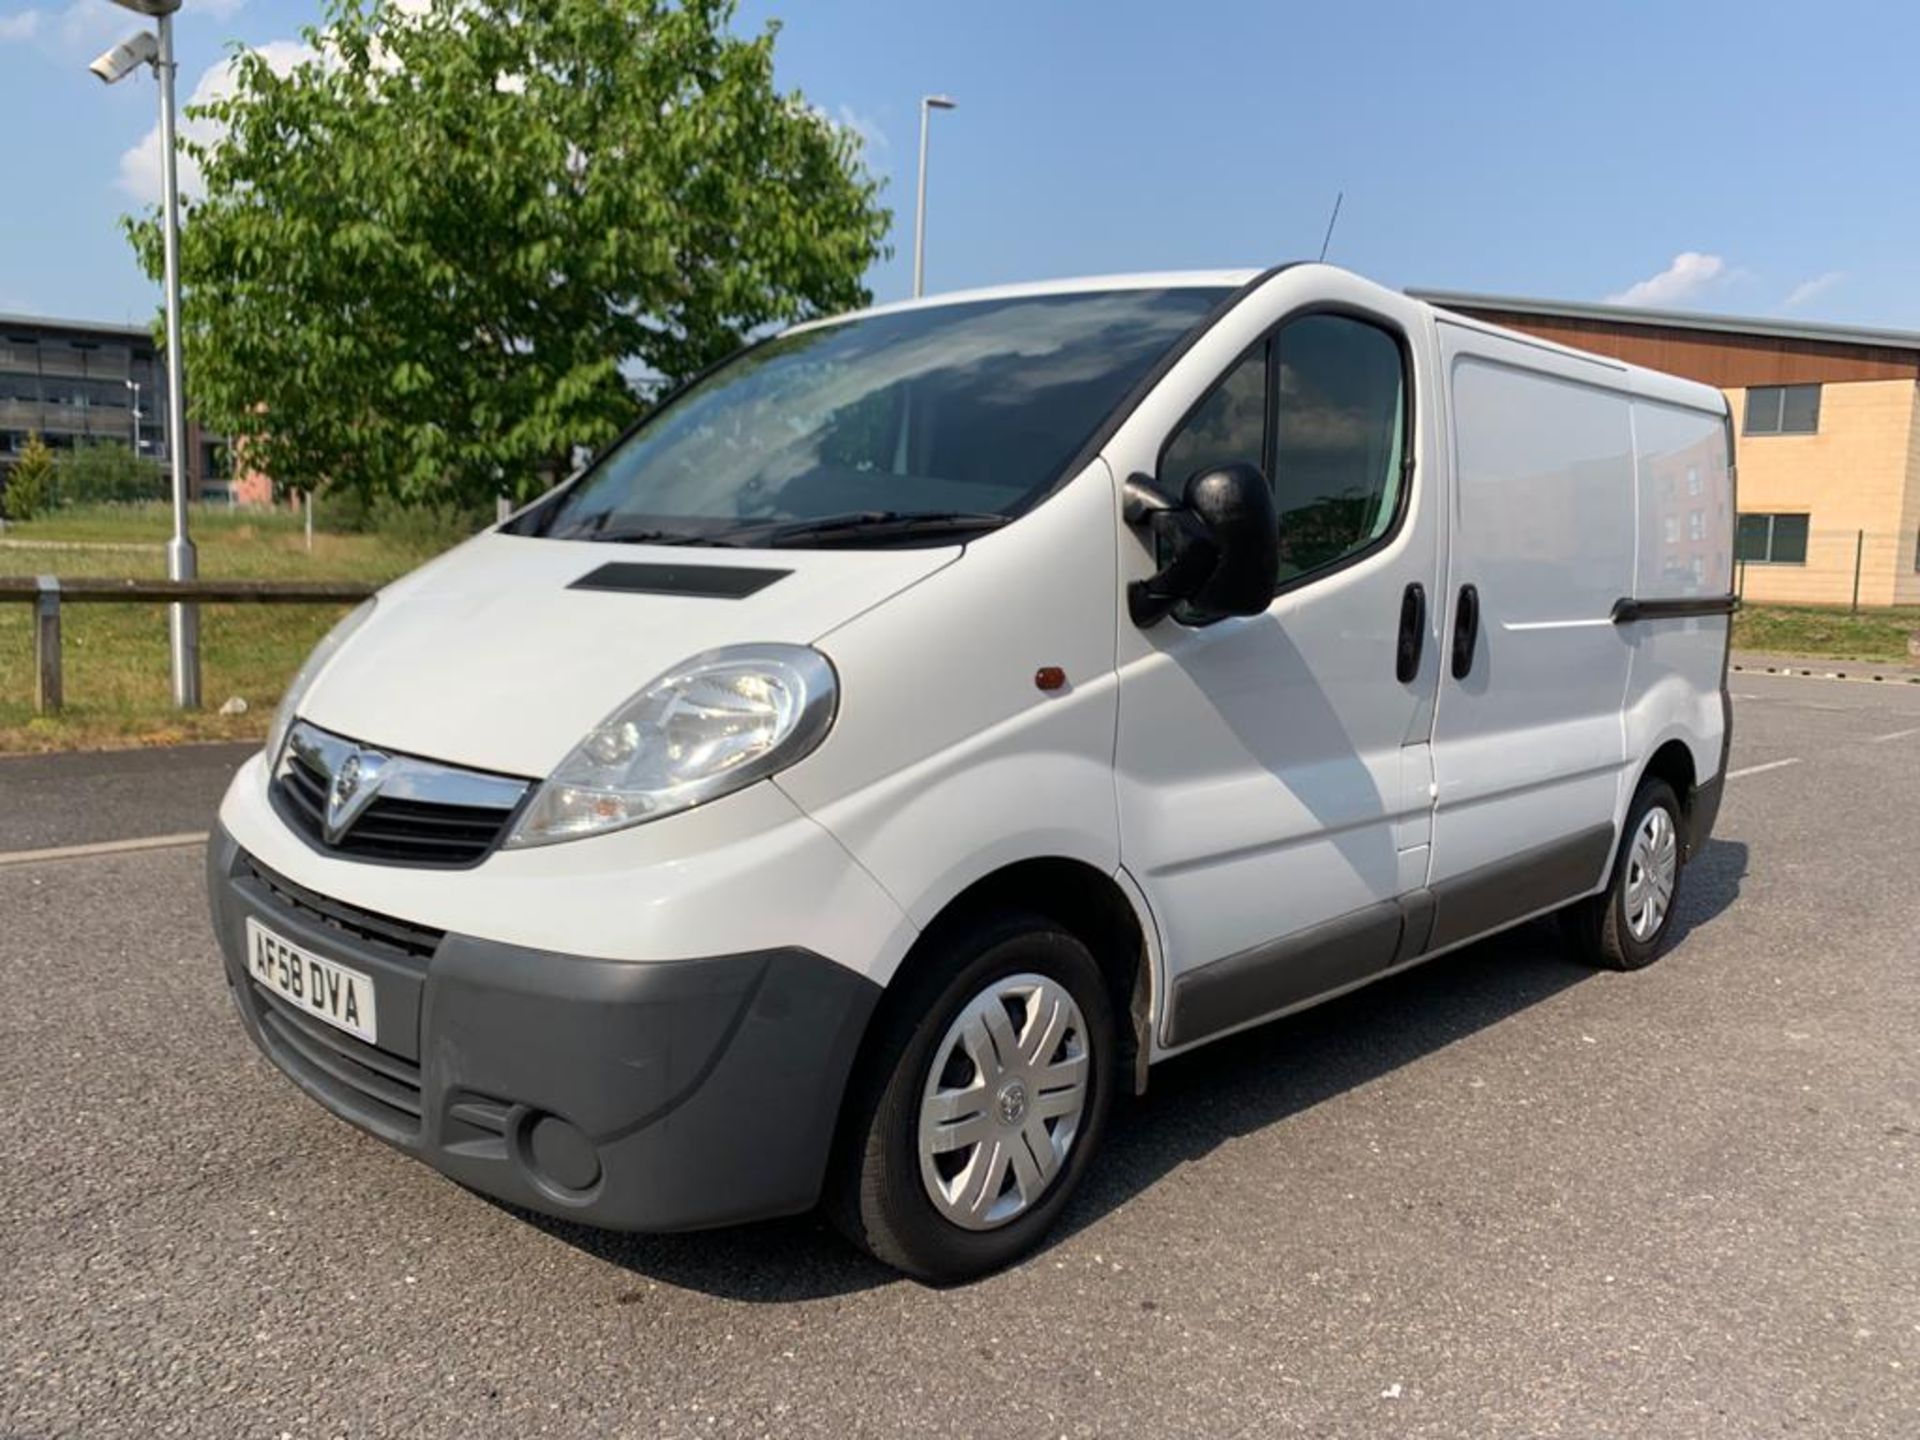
[{"left": 207, "top": 265, "right": 1736, "bottom": 1280}]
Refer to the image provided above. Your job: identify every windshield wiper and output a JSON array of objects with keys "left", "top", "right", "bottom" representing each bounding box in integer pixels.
[
  {"left": 560, "top": 509, "right": 738, "bottom": 545},
  {"left": 595, "top": 526, "right": 740, "bottom": 547},
  {"left": 733, "top": 510, "right": 1011, "bottom": 548}
]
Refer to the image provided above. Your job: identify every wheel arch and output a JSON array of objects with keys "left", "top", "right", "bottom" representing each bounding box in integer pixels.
[
  {"left": 846, "top": 857, "right": 1157, "bottom": 1114},
  {"left": 1601, "top": 738, "right": 1699, "bottom": 893},
  {"left": 1638, "top": 738, "right": 1700, "bottom": 853}
]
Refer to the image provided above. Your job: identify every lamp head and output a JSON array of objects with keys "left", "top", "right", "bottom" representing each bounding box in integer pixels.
[
  {"left": 923, "top": 94, "right": 957, "bottom": 111},
  {"left": 90, "top": 29, "right": 159, "bottom": 84},
  {"left": 109, "top": 0, "right": 183, "bottom": 16}
]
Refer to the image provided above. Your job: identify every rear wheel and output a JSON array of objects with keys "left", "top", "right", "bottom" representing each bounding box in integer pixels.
[
  {"left": 829, "top": 911, "right": 1115, "bottom": 1283},
  {"left": 1562, "top": 777, "right": 1684, "bottom": 970}
]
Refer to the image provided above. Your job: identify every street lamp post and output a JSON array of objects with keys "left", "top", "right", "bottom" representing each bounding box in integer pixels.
[
  {"left": 912, "top": 94, "right": 956, "bottom": 299},
  {"left": 93, "top": 0, "right": 198, "bottom": 709},
  {"left": 124, "top": 378, "right": 142, "bottom": 452}
]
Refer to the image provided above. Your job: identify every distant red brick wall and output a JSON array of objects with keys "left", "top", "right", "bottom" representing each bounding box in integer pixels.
[{"left": 232, "top": 467, "right": 274, "bottom": 506}]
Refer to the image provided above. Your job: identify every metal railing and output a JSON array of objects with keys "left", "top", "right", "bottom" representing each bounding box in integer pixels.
[{"left": 0, "top": 576, "right": 373, "bottom": 715}]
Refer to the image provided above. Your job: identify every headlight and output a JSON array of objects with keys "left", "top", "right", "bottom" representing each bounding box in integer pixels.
[
  {"left": 268, "top": 598, "right": 376, "bottom": 762},
  {"left": 503, "top": 643, "right": 837, "bottom": 848}
]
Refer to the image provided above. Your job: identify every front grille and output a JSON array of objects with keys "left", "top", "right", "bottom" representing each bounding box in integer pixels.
[
  {"left": 251, "top": 984, "right": 425, "bottom": 1136},
  {"left": 238, "top": 852, "right": 443, "bottom": 964},
  {"left": 272, "top": 721, "right": 532, "bottom": 868},
  {"left": 231, "top": 846, "right": 432, "bottom": 1140}
]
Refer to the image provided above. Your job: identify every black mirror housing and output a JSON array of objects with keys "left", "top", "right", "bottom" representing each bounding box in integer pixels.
[
  {"left": 1183, "top": 464, "right": 1279, "bottom": 617},
  {"left": 1127, "top": 464, "right": 1278, "bottom": 626}
]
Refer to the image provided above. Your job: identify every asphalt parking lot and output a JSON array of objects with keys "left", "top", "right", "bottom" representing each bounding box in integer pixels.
[{"left": 3, "top": 672, "right": 1917, "bottom": 1438}]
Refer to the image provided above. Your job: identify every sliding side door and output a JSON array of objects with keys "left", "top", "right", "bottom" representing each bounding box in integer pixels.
[{"left": 1423, "top": 323, "right": 1637, "bottom": 951}]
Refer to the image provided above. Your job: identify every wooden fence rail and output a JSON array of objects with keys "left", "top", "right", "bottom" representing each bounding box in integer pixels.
[{"left": 0, "top": 576, "right": 375, "bottom": 716}]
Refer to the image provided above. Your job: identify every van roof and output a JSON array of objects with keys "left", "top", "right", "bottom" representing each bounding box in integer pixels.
[{"left": 791, "top": 270, "right": 1264, "bottom": 332}]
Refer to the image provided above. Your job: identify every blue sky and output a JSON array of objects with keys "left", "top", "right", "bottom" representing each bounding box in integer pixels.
[{"left": 3, "top": 0, "right": 1916, "bottom": 331}]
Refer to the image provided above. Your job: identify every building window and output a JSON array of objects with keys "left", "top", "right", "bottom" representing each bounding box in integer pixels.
[
  {"left": 1744, "top": 384, "right": 1820, "bottom": 436},
  {"left": 1688, "top": 510, "right": 1705, "bottom": 541},
  {"left": 1736, "top": 512, "right": 1810, "bottom": 565}
]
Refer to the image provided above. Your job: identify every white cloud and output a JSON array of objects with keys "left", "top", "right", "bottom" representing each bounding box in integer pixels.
[
  {"left": 836, "top": 104, "right": 887, "bottom": 154},
  {"left": 56, "top": 0, "right": 130, "bottom": 53},
  {"left": 1605, "top": 251, "right": 1726, "bottom": 308},
  {"left": 117, "top": 40, "right": 314, "bottom": 206},
  {"left": 4, "top": 0, "right": 245, "bottom": 52},
  {"left": 0, "top": 2, "right": 157, "bottom": 56},
  {"left": 793, "top": 99, "right": 889, "bottom": 163},
  {"left": 1781, "top": 270, "right": 1845, "bottom": 311}
]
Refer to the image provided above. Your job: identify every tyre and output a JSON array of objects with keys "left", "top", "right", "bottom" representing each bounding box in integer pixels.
[
  {"left": 829, "top": 910, "right": 1116, "bottom": 1283},
  {"left": 1561, "top": 777, "right": 1684, "bottom": 971}
]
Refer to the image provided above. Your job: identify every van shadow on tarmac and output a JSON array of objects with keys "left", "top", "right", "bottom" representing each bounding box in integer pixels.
[{"left": 517, "top": 838, "right": 1748, "bottom": 1303}]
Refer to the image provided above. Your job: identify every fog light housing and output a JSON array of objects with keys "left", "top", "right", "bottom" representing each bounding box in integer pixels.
[{"left": 516, "top": 1111, "right": 602, "bottom": 1197}]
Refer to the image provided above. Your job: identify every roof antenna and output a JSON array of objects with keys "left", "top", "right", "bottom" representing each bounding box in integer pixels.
[{"left": 1317, "top": 190, "right": 1344, "bottom": 263}]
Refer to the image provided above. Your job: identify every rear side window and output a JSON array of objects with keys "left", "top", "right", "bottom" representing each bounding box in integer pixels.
[{"left": 1159, "top": 311, "right": 1409, "bottom": 589}]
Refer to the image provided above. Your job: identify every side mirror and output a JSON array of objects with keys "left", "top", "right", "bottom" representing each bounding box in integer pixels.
[{"left": 1126, "top": 463, "right": 1279, "bottom": 627}]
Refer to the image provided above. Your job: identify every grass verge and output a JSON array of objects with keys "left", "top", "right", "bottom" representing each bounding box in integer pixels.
[
  {"left": 0, "top": 504, "right": 436, "bottom": 752},
  {"left": 1733, "top": 604, "right": 1920, "bottom": 665}
]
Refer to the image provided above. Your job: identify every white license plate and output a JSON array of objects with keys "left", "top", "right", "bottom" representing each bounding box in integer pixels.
[{"left": 245, "top": 917, "right": 378, "bottom": 1046}]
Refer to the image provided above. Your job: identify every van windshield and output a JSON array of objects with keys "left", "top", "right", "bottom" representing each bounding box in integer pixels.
[{"left": 533, "top": 287, "right": 1230, "bottom": 546}]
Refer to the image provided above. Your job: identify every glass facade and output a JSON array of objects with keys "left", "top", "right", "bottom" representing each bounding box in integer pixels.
[{"left": 0, "top": 317, "right": 179, "bottom": 476}]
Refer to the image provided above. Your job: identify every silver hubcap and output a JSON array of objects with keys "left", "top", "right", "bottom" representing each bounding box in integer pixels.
[
  {"left": 918, "top": 972, "right": 1090, "bottom": 1231},
  {"left": 1623, "top": 804, "right": 1679, "bottom": 942}
]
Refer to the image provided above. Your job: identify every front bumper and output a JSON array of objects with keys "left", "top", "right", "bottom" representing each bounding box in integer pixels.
[{"left": 207, "top": 826, "right": 881, "bottom": 1231}]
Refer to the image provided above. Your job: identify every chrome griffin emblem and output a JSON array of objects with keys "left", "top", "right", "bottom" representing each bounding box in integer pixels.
[{"left": 324, "top": 746, "right": 388, "bottom": 843}]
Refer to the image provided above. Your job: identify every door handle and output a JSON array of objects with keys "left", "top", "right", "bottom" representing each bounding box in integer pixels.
[
  {"left": 1451, "top": 583, "right": 1479, "bottom": 680},
  {"left": 1396, "top": 582, "right": 1426, "bottom": 683}
]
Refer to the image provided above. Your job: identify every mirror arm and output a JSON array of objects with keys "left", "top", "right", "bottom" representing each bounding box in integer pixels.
[
  {"left": 1125, "top": 474, "right": 1217, "bottom": 627},
  {"left": 1121, "top": 474, "right": 1173, "bottom": 527}
]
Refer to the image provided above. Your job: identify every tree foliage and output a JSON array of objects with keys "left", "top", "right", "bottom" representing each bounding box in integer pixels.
[
  {"left": 128, "top": 0, "right": 889, "bottom": 506},
  {"left": 3, "top": 433, "right": 56, "bottom": 521}
]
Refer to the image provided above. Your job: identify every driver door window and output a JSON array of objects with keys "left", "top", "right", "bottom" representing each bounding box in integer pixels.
[
  {"left": 1161, "top": 344, "right": 1267, "bottom": 490},
  {"left": 1273, "top": 314, "right": 1407, "bottom": 581},
  {"left": 1160, "top": 312, "right": 1409, "bottom": 589}
]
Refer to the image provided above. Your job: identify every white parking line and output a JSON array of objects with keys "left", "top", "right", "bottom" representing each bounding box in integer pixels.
[
  {"left": 0, "top": 831, "right": 208, "bottom": 869},
  {"left": 1869, "top": 727, "right": 1920, "bottom": 744},
  {"left": 1725, "top": 758, "right": 1802, "bottom": 780}
]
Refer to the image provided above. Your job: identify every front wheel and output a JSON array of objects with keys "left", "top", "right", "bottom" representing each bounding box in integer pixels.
[
  {"left": 829, "top": 912, "right": 1116, "bottom": 1283},
  {"left": 1561, "top": 777, "right": 1684, "bottom": 970}
]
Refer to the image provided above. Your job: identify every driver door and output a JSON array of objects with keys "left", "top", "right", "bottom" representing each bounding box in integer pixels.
[{"left": 1111, "top": 275, "right": 1444, "bottom": 1050}]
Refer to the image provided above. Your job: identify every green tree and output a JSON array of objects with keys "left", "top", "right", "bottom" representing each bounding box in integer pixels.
[
  {"left": 3, "top": 433, "right": 56, "bottom": 520},
  {"left": 127, "top": 0, "right": 889, "bottom": 508}
]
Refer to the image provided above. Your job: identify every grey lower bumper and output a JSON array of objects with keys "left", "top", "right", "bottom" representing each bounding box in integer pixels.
[{"left": 206, "top": 827, "right": 881, "bottom": 1232}]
